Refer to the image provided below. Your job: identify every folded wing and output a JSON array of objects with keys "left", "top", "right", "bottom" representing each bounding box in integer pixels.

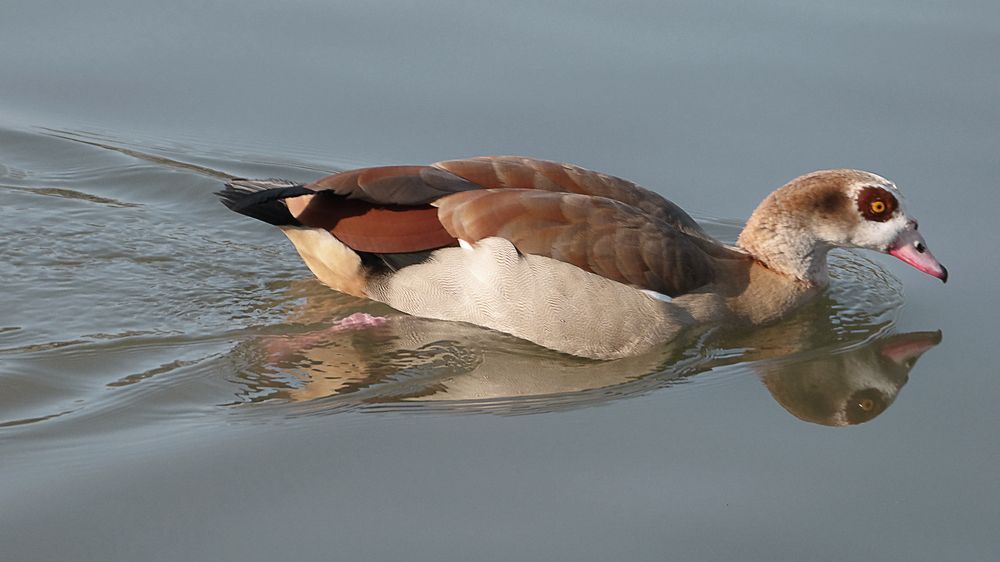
[
  {"left": 289, "top": 157, "right": 740, "bottom": 295},
  {"left": 436, "top": 189, "right": 726, "bottom": 297}
]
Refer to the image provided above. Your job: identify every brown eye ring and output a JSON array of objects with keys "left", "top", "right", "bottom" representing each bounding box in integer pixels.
[{"left": 858, "top": 186, "right": 898, "bottom": 222}]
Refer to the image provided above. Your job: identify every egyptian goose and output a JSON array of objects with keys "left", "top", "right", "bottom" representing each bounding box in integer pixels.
[{"left": 218, "top": 157, "right": 946, "bottom": 359}]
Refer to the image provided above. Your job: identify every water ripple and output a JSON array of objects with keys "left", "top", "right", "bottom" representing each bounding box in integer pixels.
[{"left": 0, "top": 124, "right": 935, "bottom": 433}]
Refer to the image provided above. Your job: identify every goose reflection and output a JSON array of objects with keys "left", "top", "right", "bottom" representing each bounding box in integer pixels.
[
  {"left": 236, "top": 311, "right": 698, "bottom": 412},
  {"left": 229, "top": 279, "right": 940, "bottom": 426}
]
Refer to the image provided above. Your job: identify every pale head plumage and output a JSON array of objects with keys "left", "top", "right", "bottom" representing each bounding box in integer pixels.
[{"left": 738, "top": 169, "right": 945, "bottom": 284}]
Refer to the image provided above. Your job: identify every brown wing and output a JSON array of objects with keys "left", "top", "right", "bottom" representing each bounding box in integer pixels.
[
  {"left": 304, "top": 156, "right": 715, "bottom": 237},
  {"left": 294, "top": 165, "right": 476, "bottom": 253},
  {"left": 436, "top": 189, "right": 734, "bottom": 297},
  {"left": 296, "top": 157, "right": 729, "bottom": 264},
  {"left": 433, "top": 156, "right": 715, "bottom": 242}
]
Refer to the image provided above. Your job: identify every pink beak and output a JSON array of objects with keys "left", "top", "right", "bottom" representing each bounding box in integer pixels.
[
  {"left": 888, "top": 227, "right": 948, "bottom": 283},
  {"left": 879, "top": 330, "right": 942, "bottom": 364}
]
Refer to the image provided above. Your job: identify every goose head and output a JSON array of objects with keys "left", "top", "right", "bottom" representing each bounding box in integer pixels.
[{"left": 737, "top": 169, "right": 948, "bottom": 285}]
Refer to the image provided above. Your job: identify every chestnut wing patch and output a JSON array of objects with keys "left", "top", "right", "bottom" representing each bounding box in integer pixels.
[
  {"left": 299, "top": 165, "right": 483, "bottom": 253},
  {"left": 296, "top": 192, "right": 457, "bottom": 254},
  {"left": 435, "top": 189, "right": 723, "bottom": 297}
]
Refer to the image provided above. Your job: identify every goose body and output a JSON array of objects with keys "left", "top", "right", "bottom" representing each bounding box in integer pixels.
[{"left": 219, "top": 157, "right": 946, "bottom": 359}]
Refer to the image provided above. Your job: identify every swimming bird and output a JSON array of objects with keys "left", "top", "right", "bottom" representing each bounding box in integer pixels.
[{"left": 218, "top": 157, "right": 946, "bottom": 359}]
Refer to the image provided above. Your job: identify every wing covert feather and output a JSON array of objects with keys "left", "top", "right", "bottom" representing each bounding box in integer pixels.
[{"left": 436, "top": 189, "right": 724, "bottom": 296}]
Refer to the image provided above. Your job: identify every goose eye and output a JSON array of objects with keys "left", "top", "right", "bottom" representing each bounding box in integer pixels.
[{"left": 858, "top": 186, "right": 898, "bottom": 222}]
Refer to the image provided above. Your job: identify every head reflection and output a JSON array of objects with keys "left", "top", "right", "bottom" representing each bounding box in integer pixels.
[{"left": 758, "top": 330, "right": 941, "bottom": 426}]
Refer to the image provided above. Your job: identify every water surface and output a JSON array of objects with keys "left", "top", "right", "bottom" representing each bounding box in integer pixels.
[{"left": 1, "top": 1, "right": 998, "bottom": 561}]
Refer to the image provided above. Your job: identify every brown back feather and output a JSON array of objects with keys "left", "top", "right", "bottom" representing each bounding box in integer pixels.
[
  {"left": 434, "top": 156, "right": 715, "bottom": 242},
  {"left": 306, "top": 165, "right": 480, "bottom": 205}
]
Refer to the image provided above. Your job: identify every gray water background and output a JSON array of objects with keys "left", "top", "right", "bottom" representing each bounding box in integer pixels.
[{"left": 1, "top": 1, "right": 998, "bottom": 560}]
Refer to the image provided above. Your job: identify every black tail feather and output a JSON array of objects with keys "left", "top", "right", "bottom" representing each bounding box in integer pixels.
[{"left": 216, "top": 179, "right": 313, "bottom": 226}]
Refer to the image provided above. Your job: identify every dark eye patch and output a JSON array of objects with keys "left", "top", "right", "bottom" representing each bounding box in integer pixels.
[{"left": 857, "top": 186, "right": 898, "bottom": 222}]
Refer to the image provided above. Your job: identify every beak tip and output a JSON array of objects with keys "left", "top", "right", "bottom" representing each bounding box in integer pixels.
[{"left": 887, "top": 229, "right": 947, "bottom": 284}]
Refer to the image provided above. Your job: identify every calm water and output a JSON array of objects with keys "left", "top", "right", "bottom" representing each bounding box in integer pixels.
[{"left": 2, "top": 1, "right": 998, "bottom": 560}]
